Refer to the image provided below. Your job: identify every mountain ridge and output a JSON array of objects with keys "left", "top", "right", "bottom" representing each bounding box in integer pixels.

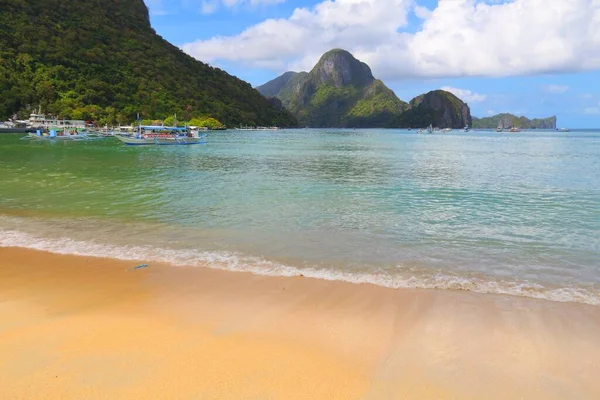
[
  {"left": 257, "top": 49, "right": 471, "bottom": 129},
  {"left": 258, "top": 49, "right": 409, "bottom": 127},
  {"left": 472, "top": 114, "right": 557, "bottom": 129}
]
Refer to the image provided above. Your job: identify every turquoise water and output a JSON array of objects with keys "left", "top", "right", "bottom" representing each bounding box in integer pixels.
[{"left": 1, "top": 130, "right": 599, "bottom": 304}]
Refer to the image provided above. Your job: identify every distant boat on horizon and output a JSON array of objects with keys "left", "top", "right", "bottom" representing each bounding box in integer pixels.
[{"left": 235, "top": 125, "right": 280, "bottom": 131}]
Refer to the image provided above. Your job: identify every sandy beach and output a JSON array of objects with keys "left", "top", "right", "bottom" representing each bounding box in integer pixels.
[{"left": 1, "top": 247, "right": 599, "bottom": 399}]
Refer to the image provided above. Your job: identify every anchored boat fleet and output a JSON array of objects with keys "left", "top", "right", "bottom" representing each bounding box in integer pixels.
[{"left": 15, "top": 111, "right": 208, "bottom": 145}]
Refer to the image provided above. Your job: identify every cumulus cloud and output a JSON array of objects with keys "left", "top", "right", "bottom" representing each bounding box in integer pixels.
[
  {"left": 542, "top": 84, "right": 570, "bottom": 94},
  {"left": 148, "top": 0, "right": 285, "bottom": 16},
  {"left": 441, "top": 87, "right": 487, "bottom": 103},
  {"left": 183, "top": 0, "right": 414, "bottom": 71},
  {"left": 413, "top": 4, "right": 432, "bottom": 20},
  {"left": 583, "top": 104, "right": 600, "bottom": 115},
  {"left": 181, "top": 0, "right": 600, "bottom": 80},
  {"left": 201, "top": 0, "right": 286, "bottom": 14}
]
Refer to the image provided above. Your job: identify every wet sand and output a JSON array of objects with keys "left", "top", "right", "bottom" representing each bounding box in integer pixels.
[{"left": 1, "top": 246, "right": 599, "bottom": 399}]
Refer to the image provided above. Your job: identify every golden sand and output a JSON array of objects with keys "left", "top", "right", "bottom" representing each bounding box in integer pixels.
[{"left": 1, "top": 247, "right": 599, "bottom": 399}]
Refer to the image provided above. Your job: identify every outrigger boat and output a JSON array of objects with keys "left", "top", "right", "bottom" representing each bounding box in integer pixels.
[
  {"left": 115, "top": 126, "right": 206, "bottom": 146},
  {"left": 21, "top": 127, "right": 106, "bottom": 141}
]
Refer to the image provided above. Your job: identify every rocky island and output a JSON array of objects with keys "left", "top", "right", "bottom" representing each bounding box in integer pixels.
[
  {"left": 472, "top": 114, "right": 557, "bottom": 129},
  {"left": 257, "top": 49, "right": 472, "bottom": 129}
]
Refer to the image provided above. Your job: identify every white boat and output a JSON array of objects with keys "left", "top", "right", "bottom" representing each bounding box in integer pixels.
[
  {"left": 235, "top": 126, "right": 279, "bottom": 131},
  {"left": 442, "top": 128, "right": 452, "bottom": 133},
  {"left": 557, "top": 128, "right": 570, "bottom": 132},
  {"left": 115, "top": 126, "right": 206, "bottom": 146},
  {"left": 22, "top": 127, "right": 105, "bottom": 141},
  {"left": 464, "top": 125, "right": 470, "bottom": 132},
  {"left": 426, "top": 124, "right": 434, "bottom": 134},
  {"left": 26, "top": 106, "right": 86, "bottom": 129}
]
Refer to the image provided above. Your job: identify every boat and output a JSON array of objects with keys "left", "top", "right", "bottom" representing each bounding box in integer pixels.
[
  {"left": 556, "top": 128, "right": 570, "bottom": 132},
  {"left": 25, "top": 106, "right": 86, "bottom": 129},
  {"left": 426, "top": 124, "right": 434, "bottom": 134},
  {"left": 0, "top": 121, "right": 34, "bottom": 133},
  {"left": 235, "top": 125, "right": 279, "bottom": 131},
  {"left": 496, "top": 123, "right": 504, "bottom": 132},
  {"left": 115, "top": 126, "right": 206, "bottom": 145},
  {"left": 22, "top": 127, "right": 106, "bottom": 141},
  {"left": 464, "top": 125, "right": 470, "bottom": 132},
  {"left": 509, "top": 127, "right": 522, "bottom": 133},
  {"left": 442, "top": 128, "right": 452, "bottom": 133}
]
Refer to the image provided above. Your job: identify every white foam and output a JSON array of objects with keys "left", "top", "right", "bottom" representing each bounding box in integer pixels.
[{"left": 1, "top": 229, "right": 599, "bottom": 306}]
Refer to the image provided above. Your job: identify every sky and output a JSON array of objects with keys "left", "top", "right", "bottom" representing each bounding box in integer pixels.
[{"left": 146, "top": 0, "right": 600, "bottom": 128}]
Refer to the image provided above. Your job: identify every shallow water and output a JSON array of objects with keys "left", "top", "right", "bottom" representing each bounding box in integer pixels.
[{"left": 1, "top": 129, "right": 599, "bottom": 304}]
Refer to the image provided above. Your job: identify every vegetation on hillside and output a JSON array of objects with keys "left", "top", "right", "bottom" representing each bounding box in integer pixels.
[
  {"left": 256, "top": 50, "right": 475, "bottom": 129},
  {"left": 393, "top": 90, "right": 471, "bottom": 129},
  {"left": 472, "top": 114, "right": 556, "bottom": 129},
  {"left": 257, "top": 51, "right": 408, "bottom": 128},
  {"left": 0, "top": 0, "right": 296, "bottom": 127}
]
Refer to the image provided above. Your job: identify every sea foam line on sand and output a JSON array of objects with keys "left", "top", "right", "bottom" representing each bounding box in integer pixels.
[{"left": 1, "top": 229, "right": 598, "bottom": 306}]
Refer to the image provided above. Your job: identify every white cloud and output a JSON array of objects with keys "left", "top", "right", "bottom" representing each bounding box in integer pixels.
[
  {"left": 441, "top": 86, "right": 487, "bottom": 103},
  {"left": 583, "top": 103, "right": 600, "bottom": 115},
  {"left": 146, "top": 0, "right": 170, "bottom": 15},
  {"left": 200, "top": 0, "right": 219, "bottom": 14},
  {"left": 542, "top": 84, "right": 570, "bottom": 94},
  {"left": 182, "top": 0, "right": 414, "bottom": 71},
  {"left": 211, "top": 0, "right": 286, "bottom": 12},
  {"left": 414, "top": 5, "right": 432, "bottom": 20},
  {"left": 181, "top": 0, "right": 600, "bottom": 80},
  {"left": 149, "top": 0, "right": 285, "bottom": 16}
]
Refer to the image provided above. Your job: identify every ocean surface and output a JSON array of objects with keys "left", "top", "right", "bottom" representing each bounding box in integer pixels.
[{"left": 1, "top": 129, "right": 599, "bottom": 304}]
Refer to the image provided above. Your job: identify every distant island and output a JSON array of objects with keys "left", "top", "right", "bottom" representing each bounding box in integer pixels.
[
  {"left": 0, "top": 0, "right": 296, "bottom": 128},
  {"left": 257, "top": 49, "right": 472, "bottom": 129},
  {"left": 472, "top": 114, "right": 557, "bottom": 129}
]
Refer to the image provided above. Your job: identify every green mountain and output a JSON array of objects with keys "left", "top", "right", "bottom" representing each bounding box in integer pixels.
[
  {"left": 472, "top": 114, "right": 557, "bottom": 129},
  {"left": 394, "top": 90, "right": 472, "bottom": 129},
  {"left": 0, "top": 0, "right": 296, "bottom": 127},
  {"left": 257, "top": 49, "right": 472, "bottom": 129},
  {"left": 255, "top": 72, "right": 300, "bottom": 98},
  {"left": 257, "top": 49, "right": 408, "bottom": 127}
]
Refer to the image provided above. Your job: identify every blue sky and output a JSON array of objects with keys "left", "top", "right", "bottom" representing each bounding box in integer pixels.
[{"left": 146, "top": 0, "right": 600, "bottom": 128}]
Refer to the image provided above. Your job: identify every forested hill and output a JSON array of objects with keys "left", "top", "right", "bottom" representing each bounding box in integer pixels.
[
  {"left": 0, "top": 0, "right": 297, "bottom": 127},
  {"left": 257, "top": 49, "right": 408, "bottom": 128},
  {"left": 472, "top": 114, "right": 556, "bottom": 129}
]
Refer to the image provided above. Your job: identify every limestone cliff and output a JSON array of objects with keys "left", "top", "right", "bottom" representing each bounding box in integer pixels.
[
  {"left": 472, "top": 114, "right": 557, "bottom": 129},
  {"left": 394, "top": 91, "right": 472, "bottom": 129},
  {"left": 257, "top": 50, "right": 474, "bottom": 129},
  {"left": 257, "top": 50, "right": 407, "bottom": 127}
]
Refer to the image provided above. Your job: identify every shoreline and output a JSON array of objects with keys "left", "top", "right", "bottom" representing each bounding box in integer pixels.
[
  {"left": 1, "top": 246, "right": 600, "bottom": 399},
  {"left": 2, "top": 222, "right": 598, "bottom": 307}
]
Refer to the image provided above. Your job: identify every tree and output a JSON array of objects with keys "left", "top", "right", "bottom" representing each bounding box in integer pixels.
[{"left": 189, "top": 117, "right": 225, "bottom": 130}]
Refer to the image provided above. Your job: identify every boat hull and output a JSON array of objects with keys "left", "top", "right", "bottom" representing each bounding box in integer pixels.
[
  {"left": 0, "top": 127, "right": 34, "bottom": 134},
  {"left": 24, "top": 132, "right": 105, "bottom": 141},
  {"left": 116, "top": 136, "right": 206, "bottom": 145}
]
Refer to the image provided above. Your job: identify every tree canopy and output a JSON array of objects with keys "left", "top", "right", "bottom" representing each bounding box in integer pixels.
[{"left": 0, "top": 0, "right": 297, "bottom": 127}]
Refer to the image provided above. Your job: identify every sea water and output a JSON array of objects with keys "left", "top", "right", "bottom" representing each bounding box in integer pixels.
[{"left": 1, "top": 129, "right": 599, "bottom": 304}]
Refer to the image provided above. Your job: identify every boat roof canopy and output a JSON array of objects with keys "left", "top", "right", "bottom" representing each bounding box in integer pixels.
[{"left": 141, "top": 126, "right": 187, "bottom": 131}]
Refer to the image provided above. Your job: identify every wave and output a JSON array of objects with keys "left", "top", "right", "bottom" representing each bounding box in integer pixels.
[{"left": 1, "top": 228, "right": 599, "bottom": 306}]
